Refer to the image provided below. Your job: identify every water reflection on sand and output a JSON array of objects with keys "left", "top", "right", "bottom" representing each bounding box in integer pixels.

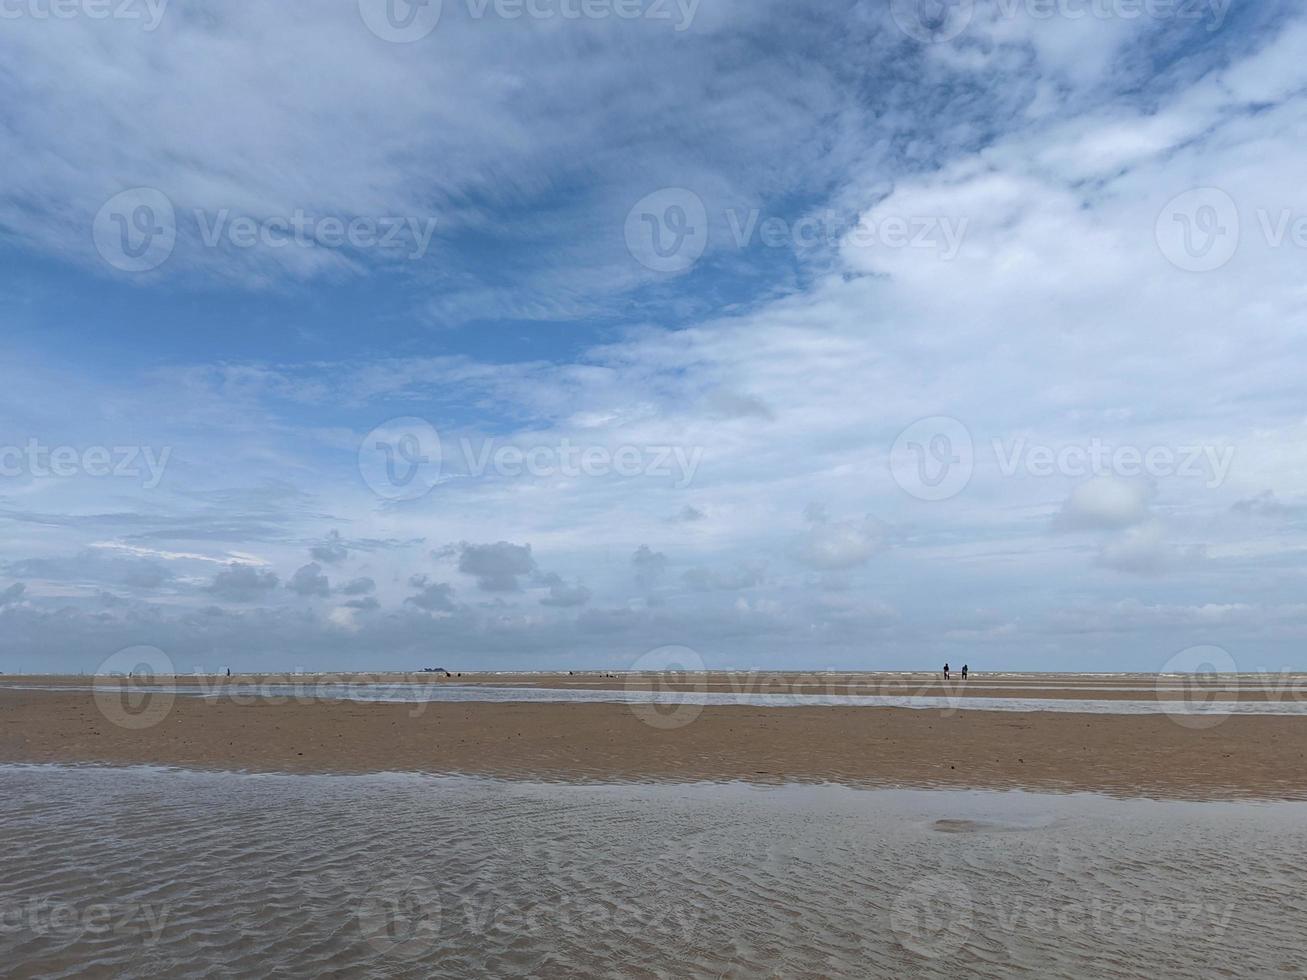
[{"left": 8, "top": 681, "right": 1307, "bottom": 716}]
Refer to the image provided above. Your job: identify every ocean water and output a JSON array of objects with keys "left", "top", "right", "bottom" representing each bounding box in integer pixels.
[{"left": 1, "top": 766, "right": 1304, "bottom": 978}]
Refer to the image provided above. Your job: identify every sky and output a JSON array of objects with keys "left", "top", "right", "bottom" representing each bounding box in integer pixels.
[{"left": 2, "top": 0, "right": 1306, "bottom": 674}]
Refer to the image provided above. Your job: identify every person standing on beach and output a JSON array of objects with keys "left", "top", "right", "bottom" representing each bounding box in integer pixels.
[
  {"left": 961, "top": 664, "right": 968, "bottom": 680},
  {"left": 943, "top": 662, "right": 950, "bottom": 680}
]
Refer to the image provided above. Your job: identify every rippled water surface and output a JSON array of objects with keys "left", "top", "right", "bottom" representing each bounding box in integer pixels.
[{"left": 2, "top": 766, "right": 1305, "bottom": 978}]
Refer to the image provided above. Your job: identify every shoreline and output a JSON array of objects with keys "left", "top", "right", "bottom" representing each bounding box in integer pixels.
[
  {"left": 3, "top": 686, "right": 1305, "bottom": 801},
  {"left": 6, "top": 670, "right": 1307, "bottom": 702}
]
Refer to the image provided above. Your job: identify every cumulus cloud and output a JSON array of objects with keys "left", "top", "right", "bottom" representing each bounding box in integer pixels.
[
  {"left": 310, "top": 530, "right": 349, "bottom": 564},
  {"left": 538, "top": 573, "right": 592, "bottom": 608},
  {"left": 406, "top": 575, "right": 457, "bottom": 613},
  {"left": 457, "top": 542, "right": 537, "bottom": 592},
  {"left": 1057, "top": 478, "right": 1153, "bottom": 530},
  {"left": 6, "top": 551, "right": 174, "bottom": 591},
  {"left": 1231, "top": 491, "right": 1305, "bottom": 520},
  {"left": 338, "top": 577, "right": 376, "bottom": 597},
  {"left": 121, "top": 561, "right": 172, "bottom": 589},
  {"left": 632, "top": 545, "right": 668, "bottom": 590},
  {"left": 683, "top": 561, "right": 767, "bottom": 592},
  {"left": 287, "top": 562, "right": 331, "bottom": 598},
  {"left": 1094, "top": 522, "right": 1205, "bottom": 576},
  {"left": 207, "top": 564, "right": 280, "bottom": 602},
  {"left": 1051, "top": 599, "right": 1254, "bottom": 633},
  {"left": 791, "top": 507, "right": 884, "bottom": 571}
]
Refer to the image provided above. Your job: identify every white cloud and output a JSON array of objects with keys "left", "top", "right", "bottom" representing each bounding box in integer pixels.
[
  {"left": 791, "top": 509, "right": 885, "bottom": 571},
  {"left": 1095, "top": 521, "right": 1205, "bottom": 575},
  {"left": 1058, "top": 477, "right": 1153, "bottom": 530}
]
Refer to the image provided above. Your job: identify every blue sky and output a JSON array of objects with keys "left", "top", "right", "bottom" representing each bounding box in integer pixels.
[{"left": 2, "top": 0, "right": 1306, "bottom": 673}]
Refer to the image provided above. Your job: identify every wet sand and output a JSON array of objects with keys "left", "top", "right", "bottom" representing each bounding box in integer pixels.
[{"left": 3, "top": 681, "right": 1306, "bottom": 799}]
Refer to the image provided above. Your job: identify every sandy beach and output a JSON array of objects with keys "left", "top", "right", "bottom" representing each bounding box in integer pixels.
[{"left": 3, "top": 674, "right": 1306, "bottom": 800}]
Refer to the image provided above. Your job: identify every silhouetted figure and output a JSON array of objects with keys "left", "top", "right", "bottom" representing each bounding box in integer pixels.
[
  {"left": 961, "top": 664, "right": 968, "bottom": 680},
  {"left": 943, "top": 662, "right": 950, "bottom": 680}
]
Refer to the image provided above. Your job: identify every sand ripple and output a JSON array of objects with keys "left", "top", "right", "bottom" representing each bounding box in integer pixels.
[{"left": 2, "top": 767, "right": 1306, "bottom": 978}]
